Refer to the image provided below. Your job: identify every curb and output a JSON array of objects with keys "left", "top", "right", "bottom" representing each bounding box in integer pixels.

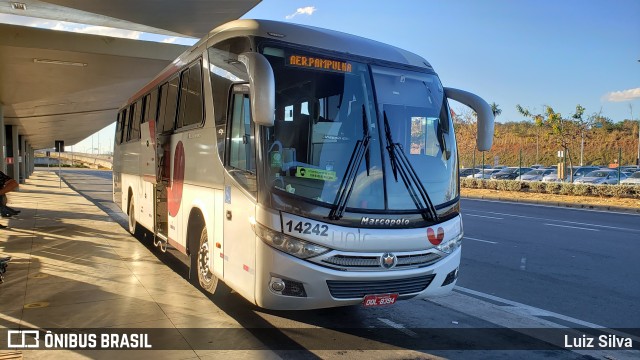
[{"left": 461, "top": 195, "right": 640, "bottom": 215}]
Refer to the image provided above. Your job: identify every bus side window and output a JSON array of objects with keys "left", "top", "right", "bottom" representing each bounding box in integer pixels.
[
  {"left": 121, "top": 107, "right": 129, "bottom": 143},
  {"left": 158, "top": 76, "right": 180, "bottom": 134},
  {"left": 227, "top": 89, "right": 256, "bottom": 194},
  {"left": 207, "top": 37, "right": 252, "bottom": 165},
  {"left": 141, "top": 94, "right": 149, "bottom": 124},
  {"left": 146, "top": 88, "right": 159, "bottom": 124},
  {"left": 177, "top": 60, "right": 204, "bottom": 129},
  {"left": 128, "top": 99, "right": 142, "bottom": 141},
  {"left": 228, "top": 92, "right": 255, "bottom": 172},
  {"left": 115, "top": 111, "right": 123, "bottom": 144}
]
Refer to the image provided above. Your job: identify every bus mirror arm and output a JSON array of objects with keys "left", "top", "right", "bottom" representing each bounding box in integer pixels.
[
  {"left": 444, "top": 87, "right": 494, "bottom": 151},
  {"left": 238, "top": 52, "right": 276, "bottom": 127}
]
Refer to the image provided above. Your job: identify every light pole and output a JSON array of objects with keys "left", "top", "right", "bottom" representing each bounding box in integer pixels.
[
  {"left": 633, "top": 105, "right": 640, "bottom": 167},
  {"left": 580, "top": 125, "right": 590, "bottom": 166},
  {"left": 536, "top": 128, "right": 540, "bottom": 164},
  {"left": 580, "top": 129, "right": 584, "bottom": 166},
  {"left": 630, "top": 103, "right": 639, "bottom": 167},
  {"left": 636, "top": 60, "right": 639, "bottom": 166}
]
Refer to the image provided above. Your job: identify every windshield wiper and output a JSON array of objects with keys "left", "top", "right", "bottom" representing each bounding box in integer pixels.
[
  {"left": 329, "top": 105, "right": 371, "bottom": 220},
  {"left": 383, "top": 111, "right": 438, "bottom": 222}
]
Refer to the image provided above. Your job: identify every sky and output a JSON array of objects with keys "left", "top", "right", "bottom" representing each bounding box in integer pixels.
[{"left": 1, "top": 0, "right": 638, "bottom": 153}]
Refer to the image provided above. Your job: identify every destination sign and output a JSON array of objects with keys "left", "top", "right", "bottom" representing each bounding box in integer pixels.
[{"left": 287, "top": 55, "right": 352, "bottom": 73}]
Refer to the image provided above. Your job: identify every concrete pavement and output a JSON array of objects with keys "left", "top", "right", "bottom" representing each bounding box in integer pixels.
[{"left": 0, "top": 170, "right": 276, "bottom": 359}]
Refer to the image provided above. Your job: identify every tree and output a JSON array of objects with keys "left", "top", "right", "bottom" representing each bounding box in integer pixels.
[
  {"left": 491, "top": 102, "right": 502, "bottom": 118},
  {"left": 455, "top": 108, "right": 478, "bottom": 168},
  {"left": 520, "top": 104, "right": 590, "bottom": 182},
  {"left": 516, "top": 104, "right": 544, "bottom": 164},
  {"left": 573, "top": 106, "right": 598, "bottom": 166}
]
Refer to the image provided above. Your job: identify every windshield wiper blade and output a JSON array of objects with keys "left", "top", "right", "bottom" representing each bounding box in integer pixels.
[
  {"left": 362, "top": 105, "right": 371, "bottom": 176},
  {"left": 329, "top": 105, "right": 371, "bottom": 220},
  {"left": 383, "top": 111, "right": 438, "bottom": 222}
]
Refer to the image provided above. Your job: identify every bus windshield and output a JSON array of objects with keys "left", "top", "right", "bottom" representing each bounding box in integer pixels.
[{"left": 261, "top": 46, "right": 458, "bottom": 214}]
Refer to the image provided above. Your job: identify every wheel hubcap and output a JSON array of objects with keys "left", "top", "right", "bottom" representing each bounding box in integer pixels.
[
  {"left": 129, "top": 204, "right": 135, "bottom": 231},
  {"left": 198, "top": 242, "right": 212, "bottom": 283}
]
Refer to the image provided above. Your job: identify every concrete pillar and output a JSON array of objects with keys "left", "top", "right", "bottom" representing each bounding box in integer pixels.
[
  {"left": 19, "top": 135, "right": 26, "bottom": 183},
  {"left": 0, "top": 105, "right": 5, "bottom": 174},
  {"left": 29, "top": 145, "right": 35, "bottom": 175},
  {"left": 24, "top": 143, "right": 30, "bottom": 179},
  {"left": 11, "top": 125, "right": 19, "bottom": 183}
]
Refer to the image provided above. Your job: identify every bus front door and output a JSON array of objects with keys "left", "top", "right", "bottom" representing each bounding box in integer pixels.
[{"left": 222, "top": 89, "right": 257, "bottom": 302}]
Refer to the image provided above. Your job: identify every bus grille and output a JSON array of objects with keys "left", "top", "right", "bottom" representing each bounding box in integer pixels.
[
  {"left": 326, "top": 274, "right": 435, "bottom": 299},
  {"left": 321, "top": 252, "right": 441, "bottom": 270}
]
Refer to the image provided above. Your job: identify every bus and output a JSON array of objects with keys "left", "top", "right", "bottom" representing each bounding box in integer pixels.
[{"left": 113, "top": 19, "right": 494, "bottom": 310}]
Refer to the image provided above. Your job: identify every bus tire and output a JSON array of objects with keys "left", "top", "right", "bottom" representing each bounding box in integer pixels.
[
  {"left": 192, "top": 226, "right": 229, "bottom": 298},
  {"left": 128, "top": 198, "right": 137, "bottom": 235}
]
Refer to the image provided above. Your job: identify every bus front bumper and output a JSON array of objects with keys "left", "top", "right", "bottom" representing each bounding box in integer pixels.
[{"left": 254, "top": 240, "right": 461, "bottom": 310}]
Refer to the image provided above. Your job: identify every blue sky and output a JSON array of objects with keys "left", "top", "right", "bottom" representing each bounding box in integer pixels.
[
  {"left": 2, "top": 0, "right": 638, "bottom": 152},
  {"left": 242, "top": 0, "right": 640, "bottom": 123}
]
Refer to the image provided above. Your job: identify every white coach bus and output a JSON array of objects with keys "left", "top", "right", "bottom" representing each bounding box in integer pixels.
[{"left": 113, "top": 19, "right": 494, "bottom": 310}]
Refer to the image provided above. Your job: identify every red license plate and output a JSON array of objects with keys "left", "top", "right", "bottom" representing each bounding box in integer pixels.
[{"left": 362, "top": 293, "right": 398, "bottom": 307}]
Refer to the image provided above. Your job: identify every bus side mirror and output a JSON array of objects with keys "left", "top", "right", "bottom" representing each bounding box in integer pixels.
[
  {"left": 444, "top": 87, "right": 495, "bottom": 151},
  {"left": 238, "top": 52, "right": 275, "bottom": 127}
]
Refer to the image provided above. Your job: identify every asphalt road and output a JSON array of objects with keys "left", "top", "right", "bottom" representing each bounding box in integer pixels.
[
  {"left": 459, "top": 198, "right": 640, "bottom": 328},
  {"left": 54, "top": 169, "right": 640, "bottom": 359}
]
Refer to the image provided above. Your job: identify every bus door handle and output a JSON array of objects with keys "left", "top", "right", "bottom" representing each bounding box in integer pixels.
[{"left": 226, "top": 210, "right": 232, "bottom": 220}]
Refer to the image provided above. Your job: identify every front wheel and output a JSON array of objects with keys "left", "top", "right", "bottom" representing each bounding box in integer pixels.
[{"left": 191, "top": 226, "right": 230, "bottom": 298}]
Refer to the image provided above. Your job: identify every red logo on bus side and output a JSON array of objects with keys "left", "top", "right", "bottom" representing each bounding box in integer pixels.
[
  {"left": 168, "top": 141, "right": 185, "bottom": 217},
  {"left": 427, "top": 227, "right": 444, "bottom": 245}
]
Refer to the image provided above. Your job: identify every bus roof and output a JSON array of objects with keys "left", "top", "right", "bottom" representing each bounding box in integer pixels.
[
  {"left": 127, "top": 19, "right": 434, "bottom": 105},
  {"left": 207, "top": 19, "right": 433, "bottom": 70}
]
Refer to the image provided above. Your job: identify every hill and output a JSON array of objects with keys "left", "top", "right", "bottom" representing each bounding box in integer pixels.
[{"left": 454, "top": 119, "right": 639, "bottom": 168}]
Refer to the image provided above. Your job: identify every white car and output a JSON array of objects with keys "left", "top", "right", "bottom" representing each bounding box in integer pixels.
[
  {"left": 517, "top": 169, "right": 554, "bottom": 181},
  {"left": 620, "top": 171, "right": 640, "bottom": 185},
  {"left": 541, "top": 170, "right": 559, "bottom": 182},
  {"left": 468, "top": 169, "right": 501, "bottom": 179},
  {"left": 574, "top": 170, "right": 628, "bottom": 185}
]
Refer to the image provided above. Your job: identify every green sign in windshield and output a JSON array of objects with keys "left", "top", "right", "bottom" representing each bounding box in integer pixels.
[{"left": 295, "top": 167, "right": 337, "bottom": 181}]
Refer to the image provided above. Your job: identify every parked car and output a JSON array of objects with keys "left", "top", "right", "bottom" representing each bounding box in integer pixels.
[
  {"left": 517, "top": 169, "right": 554, "bottom": 181},
  {"left": 543, "top": 166, "right": 600, "bottom": 182},
  {"left": 620, "top": 165, "right": 639, "bottom": 173},
  {"left": 542, "top": 169, "right": 559, "bottom": 182},
  {"left": 469, "top": 169, "right": 502, "bottom": 179},
  {"left": 459, "top": 168, "right": 481, "bottom": 178},
  {"left": 570, "top": 166, "right": 601, "bottom": 181},
  {"left": 620, "top": 171, "right": 640, "bottom": 185},
  {"left": 491, "top": 167, "right": 533, "bottom": 180},
  {"left": 574, "top": 169, "right": 628, "bottom": 185},
  {"left": 529, "top": 164, "right": 544, "bottom": 169}
]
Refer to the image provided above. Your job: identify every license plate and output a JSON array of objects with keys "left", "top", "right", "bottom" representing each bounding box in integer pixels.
[{"left": 362, "top": 293, "right": 398, "bottom": 307}]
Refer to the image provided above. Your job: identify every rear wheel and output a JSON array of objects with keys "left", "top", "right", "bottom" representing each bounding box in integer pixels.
[
  {"left": 128, "top": 198, "right": 137, "bottom": 235},
  {"left": 191, "top": 226, "right": 229, "bottom": 297}
]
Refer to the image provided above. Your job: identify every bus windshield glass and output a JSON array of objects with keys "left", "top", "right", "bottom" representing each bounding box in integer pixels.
[
  {"left": 261, "top": 46, "right": 458, "bottom": 213},
  {"left": 371, "top": 65, "right": 458, "bottom": 210}
]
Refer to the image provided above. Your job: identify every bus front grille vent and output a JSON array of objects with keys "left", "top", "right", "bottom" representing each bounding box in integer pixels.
[
  {"left": 326, "top": 275, "right": 435, "bottom": 299},
  {"left": 320, "top": 252, "right": 441, "bottom": 271}
]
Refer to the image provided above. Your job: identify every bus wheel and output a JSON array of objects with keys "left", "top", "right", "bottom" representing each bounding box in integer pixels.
[
  {"left": 128, "top": 198, "right": 137, "bottom": 235},
  {"left": 193, "top": 227, "right": 229, "bottom": 297}
]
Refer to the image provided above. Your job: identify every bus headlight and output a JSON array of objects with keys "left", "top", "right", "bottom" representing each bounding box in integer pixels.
[
  {"left": 256, "top": 223, "right": 330, "bottom": 259},
  {"left": 436, "top": 218, "right": 463, "bottom": 254}
]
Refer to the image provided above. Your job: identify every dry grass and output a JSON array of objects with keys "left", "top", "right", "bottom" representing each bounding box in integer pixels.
[{"left": 461, "top": 187, "right": 640, "bottom": 213}]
